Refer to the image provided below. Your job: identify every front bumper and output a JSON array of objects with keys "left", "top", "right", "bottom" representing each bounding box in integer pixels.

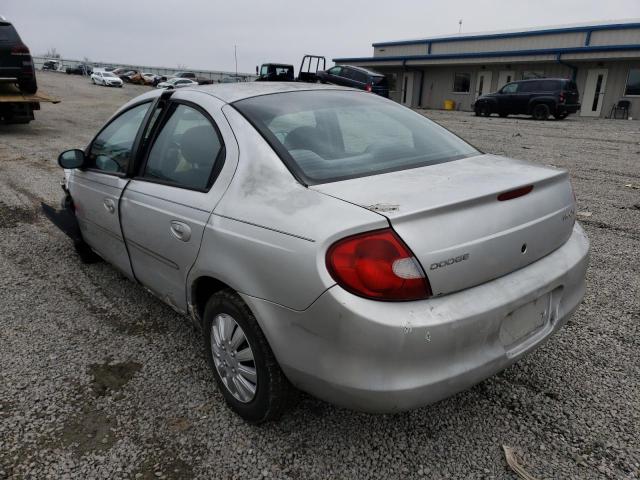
[{"left": 242, "top": 223, "right": 589, "bottom": 413}]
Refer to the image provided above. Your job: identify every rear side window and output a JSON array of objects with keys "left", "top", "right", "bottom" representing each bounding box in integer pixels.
[
  {"left": 540, "top": 80, "right": 560, "bottom": 91},
  {"left": 519, "top": 81, "right": 540, "bottom": 93},
  {"left": 234, "top": 90, "right": 478, "bottom": 184},
  {"left": 372, "top": 76, "right": 388, "bottom": 86},
  {"left": 143, "top": 104, "right": 224, "bottom": 190},
  {"left": 350, "top": 70, "right": 368, "bottom": 84}
]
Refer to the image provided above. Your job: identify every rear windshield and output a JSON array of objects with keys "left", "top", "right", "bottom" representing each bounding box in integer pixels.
[
  {"left": 564, "top": 81, "right": 578, "bottom": 91},
  {"left": 0, "top": 24, "right": 19, "bottom": 43},
  {"left": 234, "top": 90, "right": 479, "bottom": 184}
]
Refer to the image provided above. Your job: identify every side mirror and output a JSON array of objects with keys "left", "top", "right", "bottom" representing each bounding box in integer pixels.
[
  {"left": 255, "top": 65, "right": 259, "bottom": 75},
  {"left": 58, "top": 149, "right": 86, "bottom": 169}
]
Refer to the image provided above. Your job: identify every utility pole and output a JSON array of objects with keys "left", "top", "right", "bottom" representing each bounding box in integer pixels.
[
  {"left": 234, "top": 45, "right": 238, "bottom": 77},
  {"left": 459, "top": 19, "right": 463, "bottom": 33}
]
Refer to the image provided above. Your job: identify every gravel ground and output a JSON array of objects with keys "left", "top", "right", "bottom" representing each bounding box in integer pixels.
[{"left": 0, "top": 72, "right": 638, "bottom": 479}]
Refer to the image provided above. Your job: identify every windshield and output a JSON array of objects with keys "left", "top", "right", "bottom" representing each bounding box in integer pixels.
[{"left": 234, "top": 90, "right": 479, "bottom": 184}]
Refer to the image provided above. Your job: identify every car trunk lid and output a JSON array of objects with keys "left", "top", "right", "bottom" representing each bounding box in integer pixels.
[{"left": 312, "top": 154, "right": 576, "bottom": 296}]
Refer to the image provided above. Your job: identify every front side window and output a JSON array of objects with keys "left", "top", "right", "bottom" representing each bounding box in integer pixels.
[
  {"left": 234, "top": 90, "right": 478, "bottom": 184},
  {"left": 501, "top": 83, "right": 518, "bottom": 94},
  {"left": 624, "top": 68, "right": 640, "bottom": 96},
  {"left": 453, "top": 73, "right": 471, "bottom": 93},
  {"left": 88, "top": 102, "right": 151, "bottom": 173},
  {"left": 329, "top": 66, "right": 342, "bottom": 76},
  {"left": 143, "top": 104, "right": 224, "bottom": 190}
]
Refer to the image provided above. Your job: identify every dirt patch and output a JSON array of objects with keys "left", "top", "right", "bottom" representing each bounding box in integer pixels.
[
  {"left": 134, "top": 454, "right": 194, "bottom": 480},
  {"left": 60, "top": 407, "right": 117, "bottom": 454},
  {"left": 0, "top": 201, "right": 38, "bottom": 228},
  {"left": 89, "top": 361, "right": 142, "bottom": 397}
]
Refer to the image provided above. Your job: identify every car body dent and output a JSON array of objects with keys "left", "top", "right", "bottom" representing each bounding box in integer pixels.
[{"left": 187, "top": 105, "right": 388, "bottom": 313}]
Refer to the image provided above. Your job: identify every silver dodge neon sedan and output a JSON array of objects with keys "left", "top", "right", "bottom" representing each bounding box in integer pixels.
[{"left": 56, "top": 83, "right": 589, "bottom": 423}]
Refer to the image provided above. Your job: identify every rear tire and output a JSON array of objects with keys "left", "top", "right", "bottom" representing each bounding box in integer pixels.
[
  {"left": 499, "top": 112, "right": 508, "bottom": 118},
  {"left": 203, "top": 289, "right": 296, "bottom": 423},
  {"left": 554, "top": 111, "right": 568, "bottom": 120},
  {"left": 532, "top": 103, "right": 550, "bottom": 120}
]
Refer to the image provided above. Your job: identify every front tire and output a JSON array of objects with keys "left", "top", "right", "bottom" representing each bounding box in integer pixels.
[
  {"left": 475, "top": 103, "right": 491, "bottom": 117},
  {"left": 203, "top": 290, "right": 295, "bottom": 423}
]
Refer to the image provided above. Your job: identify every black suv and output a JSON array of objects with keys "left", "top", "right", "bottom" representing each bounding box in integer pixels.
[
  {"left": 0, "top": 18, "right": 37, "bottom": 93},
  {"left": 317, "top": 65, "right": 389, "bottom": 98},
  {"left": 474, "top": 78, "right": 580, "bottom": 120}
]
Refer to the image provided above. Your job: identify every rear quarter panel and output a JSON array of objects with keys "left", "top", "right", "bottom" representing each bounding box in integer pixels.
[{"left": 188, "top": 105, "right": 388, "bottom": 311}]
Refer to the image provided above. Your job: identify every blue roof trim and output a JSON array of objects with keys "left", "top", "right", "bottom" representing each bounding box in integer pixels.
[
  {"left": 334, "top": 44, "right": 640, "bottom": 63},
  {"left": 371, "top": 22, "right": 640, "bottom": 48}
]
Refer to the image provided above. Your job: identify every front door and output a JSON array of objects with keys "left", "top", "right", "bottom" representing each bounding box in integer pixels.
[
  {"left": 401, "top": 72, "right": 414, "bottom": 106},
  {"left": 581, "top": 69, "right": 608, "bottom": 117},
  {"left": 497, "top": 70, "right": 515, "bottom": 90},
  {"left": 475, "top": 71, "right": 493, "bottom": 99},
  {"left": 69, "top": 101, "right": 153, "bottom": 279},
  {"left": 120, "top": 94, "right": 230, "bottom": 312}
]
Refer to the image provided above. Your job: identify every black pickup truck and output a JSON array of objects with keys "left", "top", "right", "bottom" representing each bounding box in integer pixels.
[{"left": 474, "top": 78, "right": 580, "bottom": 120}]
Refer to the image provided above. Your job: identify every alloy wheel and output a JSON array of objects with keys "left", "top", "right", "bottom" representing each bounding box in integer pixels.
[{"left": 210, "top": 313, "right": 257, "bottom": 403}]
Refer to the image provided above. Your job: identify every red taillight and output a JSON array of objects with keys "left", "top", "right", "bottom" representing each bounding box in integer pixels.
[
  {"left": 497, "top": 185, "right": 534, "bottom": 201},
  {"left": 326, "top": 228, "right": 431, "bottom": 301},
  {"left": 559, "top": 92, "right": 566, "bottom": 103},
  {"left": 365, "top": 83, "right": 372, "bottom": 92},
  {"left": 11, "top": 44, "right": 30, "bottom": 55}
]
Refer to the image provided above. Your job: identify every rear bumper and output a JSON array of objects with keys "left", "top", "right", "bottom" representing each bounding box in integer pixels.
[
  {"left": 243, "top": 223, "right": 589, "bottom": 413},
  {"left": 560, "top": 103, "right": 580, "bottom": 114}
]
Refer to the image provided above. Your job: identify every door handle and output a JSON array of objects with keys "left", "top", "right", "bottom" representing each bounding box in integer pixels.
[
  {"left": 170, "top": 221, "right": 191, "bottom": 242},
  {"left": 103, "top": 198, "right": 115, "bottom": 214}
]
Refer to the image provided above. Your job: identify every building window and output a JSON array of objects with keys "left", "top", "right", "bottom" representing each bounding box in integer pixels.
[
  {"left": 624, "top": 68, "right": 640, "bottom": 96},
  {"left": 453, "top": 73, "right": 471, "bottom": 93},
  {"left": 522, "top": 71, "right": 544, "bottom": 80}
]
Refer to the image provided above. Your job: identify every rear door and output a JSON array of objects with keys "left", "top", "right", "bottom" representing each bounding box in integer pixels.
[
  {"left": 513, "top": 81, "right": 537, "bottom": 114},
  {"left": 68, "top": 101, "right": 153, "bottom": 279},
  {"left": 120, "top": 92, "right": 235, "bottom": 312},
  {"left": 563, "top": 80, "right": 580, "bottom": 105}
]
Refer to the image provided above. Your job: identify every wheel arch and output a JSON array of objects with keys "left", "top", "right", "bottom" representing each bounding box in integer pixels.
[
  {"left": 189, "top": 275, "right": 236, "bottom": 328},
  {"left": 527, "top": 97, "right": 556, "bottom": 114}
]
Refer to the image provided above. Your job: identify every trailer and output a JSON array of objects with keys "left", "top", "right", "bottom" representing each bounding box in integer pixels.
[
  {"left": 0, "top": 83, "right": 59, "bottom": 124},
  {"left": 256, "top": 55, "right": 326, "bottom": 83}
]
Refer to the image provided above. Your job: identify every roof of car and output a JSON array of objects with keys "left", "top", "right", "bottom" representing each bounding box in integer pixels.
[
  {"left": 513, "top": 78, "right": 570, "bottom": 83},
  {"left": 190, "top": 82, "right": 355, "bottom": 104},
  {"left": 342, "top": 65, "right": 384, "bottom": 77}
]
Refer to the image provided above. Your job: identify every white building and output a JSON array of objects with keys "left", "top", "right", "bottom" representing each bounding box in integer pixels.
[{"left": 334, "top": 20, "right": 640, "bottom": 119}]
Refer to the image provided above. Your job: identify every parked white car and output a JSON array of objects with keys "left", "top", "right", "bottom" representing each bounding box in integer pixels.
[
  {"left": 156, "top": 78, "right": 198, "bottom": 89},
  {"left": 91, "top": 71, "right": 123, "bottom": 87}
]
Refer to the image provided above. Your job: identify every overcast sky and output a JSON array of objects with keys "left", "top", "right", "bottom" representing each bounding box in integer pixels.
[{"left": 4, "top": 0, "right": 640, "bottom": 73}]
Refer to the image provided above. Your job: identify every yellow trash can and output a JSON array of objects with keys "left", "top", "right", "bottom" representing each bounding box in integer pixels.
[{"left": 444, "top": 99, "right": 455, "bottom": 110}]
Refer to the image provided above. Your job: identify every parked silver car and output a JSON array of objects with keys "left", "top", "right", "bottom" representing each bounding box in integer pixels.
[{"left": 56, "top": 83, "right": 589, "bottom": 423}]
